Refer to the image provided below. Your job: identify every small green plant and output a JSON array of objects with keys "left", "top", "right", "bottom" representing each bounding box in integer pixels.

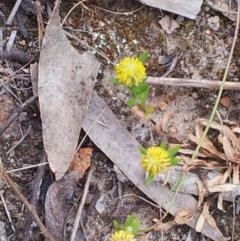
[
  {"left": 109, "top": 214, "right": 140, "bottom": 241},
  {"left": 140, "top": 142, "right": 181, "bottom": 185},
  {"left": 110, "top": 51, "right": 153, "bottom": 115}
]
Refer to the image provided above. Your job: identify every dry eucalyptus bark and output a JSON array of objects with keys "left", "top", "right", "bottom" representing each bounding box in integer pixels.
[{"left": 45, "top": 171, "right": 81, "bottom": 241}]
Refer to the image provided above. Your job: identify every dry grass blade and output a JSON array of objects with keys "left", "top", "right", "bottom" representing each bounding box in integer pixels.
[{"left": 196, "top": 202, "right": 216, "bottom": 232}]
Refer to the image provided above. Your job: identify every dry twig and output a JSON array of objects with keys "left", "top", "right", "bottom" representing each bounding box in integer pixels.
[
  {"left": 22, "top": 154, "right": 47, "bottom": 241},
  {"left": 70, "top": 168, "right": 94, "bottom": 241},
  {"left": 147, "top": 77, "right": 240, "bottom": 90},
  {"left": 1, "top": 167, "right": 56, "bottom": 241},
  {"left": 6, "top": 0, "right": 22, "bottom": 25},
  {"left": 0, "top": 96, "right": 38, "bottom": 136},
  {"left": 35, "top": 0, "right": 45, "bottom": 47}
]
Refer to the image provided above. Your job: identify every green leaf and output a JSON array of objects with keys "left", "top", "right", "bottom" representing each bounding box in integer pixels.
[
  {"left": 113, "top": 220, "right": 121, "bottom": 230},
  {"left": 123, "top": 214, "right": 140, "bottom": 236},
  {"left": 129, "top": 83, "right": 148, "bottom": 97},
  {"left": 145, "top": 107, "right": 154, "bottom": 116},
  {"left": 123, "top": 214, "right": 135, "bottom": 228},
  {"left": 127, "top": 98, "right": 137, "bottom": 107},
  {"left": 168, "top": 145, "right": 180, "bottom": 157},
  {"left": 138, "top": 51, "right": 149, "bottom": 63},
  {"left": 139, "top": 145, "right": 147, "bottom": 155},
  {"left": 109, "top": 78, "right": 120, "bottom": 85},
  {"left": 145, "top": 173, "right": 154, "bottom": 185},
  {"left": 160, "top": 142, "right": 167, "bottom": 150},
  {"left": 170, "top": 157, "right": 181, "bottom": 165}
]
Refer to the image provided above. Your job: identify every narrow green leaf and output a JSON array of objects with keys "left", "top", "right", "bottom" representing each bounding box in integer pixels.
[
  {"left": 123, "top": 214, "right": 135, "bottom": 229},
  {"left": 146, "top": 173, "right": 154, "bottom": 185},
  {"left": 123, "top": 214, "right": 140, "bottom": 236},
  {"left": 127, "top": 98, "right": 137, "bottom": 107},
  {"left": 113, "top": 220, "right": 121, "bottom": 230},
  {"left": 145, "top": 107, "right": 154, "bottom": 116},
  {"left": 138, "top": 51, "right": 149, "bottom": 63},
  {"left": 170, "top": 157, "right": 181, "bottom": 165},
  {"left": 109, "top": 78, "right": 120, "bottom": 85},
  {"left": 160, "top": 142, "right": 167, "bottom": 150},
  {"left": 137, "top": 83, "right": 148, "bottom": 92},
  {"left": 139, "top": 145, "right": 147, "bottom": 155},
  {"left": 131, "top": 220, "right": 140, "bottom": 235},
  {"left": 129, "top": 83, "right": 148, "bottom": 97},
  {"left": 168, "top": 145, "right": 180, "bottom": 157}
]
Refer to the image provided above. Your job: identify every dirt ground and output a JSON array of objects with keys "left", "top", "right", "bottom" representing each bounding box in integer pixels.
[{"left": 1, "top": 0, "right": 240, "bottom": 240}]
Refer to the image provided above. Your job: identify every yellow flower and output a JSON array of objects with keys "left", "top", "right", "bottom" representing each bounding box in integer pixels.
[
  {"left": 115, "top": 57, "right": 146, "bottom": 87},
  {"left": 141, "top": 147, "right": 171, "bottom": 176},
  {"left": 109, "top": 230, "right": 136, "bottom": 241}
]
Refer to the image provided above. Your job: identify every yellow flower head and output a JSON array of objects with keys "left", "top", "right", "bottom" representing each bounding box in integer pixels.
[
  {"left": 115, "top": 57, "right": 146, "bottom": 87},
  {"left": 141, "top": 147, "right": 171, "bottom": 176},
  {"left": 109, "top": 230, "right": 136, "bottom": 241}
]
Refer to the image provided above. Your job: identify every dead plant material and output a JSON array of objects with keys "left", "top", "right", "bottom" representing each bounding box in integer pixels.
[
  {"left": 161, "top": 112, "right": 174, "bottom": 133},
  {"left": 196, "top": 202, "right": 217, "bottom": 232},
  {"left": 1, "top": 166, "right": 56, "bottom": 241},
  {"left": 153, "top": 220, "right": 175, "bottom": 232},
  {"left": 147, "top": 77, "right": 240, "bottom": 90},
  {"left": 174, "top": 207, "right": 195, "bottom": 225},
  {"left": 70, "top": 167, "right": 93, "bottom": 241},
  {"left": 0, "top": 95, "right": 38, "bottom": 136},
  {"left": 22, "top": 154, "right": 47, "bottom": 241},
  {"left": 45, "top": 171, "right": 81, "bottom": 241},
  {"left": 68, "top": 147, "right": 92, "bottom": 178},
  {"left": 35, "top": 0, "right": 45, "bottom": 47}
]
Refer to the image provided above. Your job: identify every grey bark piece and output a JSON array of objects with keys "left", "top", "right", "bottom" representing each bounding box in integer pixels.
[
  {"left": 82, "top": 92, "right": 226, "bottom": 241},
  {"left": 139, "top": 0, "right": 202, "bottom": 19},
  {"left": 45, "top": 171, "right": 80, "bottom": 241},
  {"left": 38, "top": 0, "right": 99, "bottom": 180}
]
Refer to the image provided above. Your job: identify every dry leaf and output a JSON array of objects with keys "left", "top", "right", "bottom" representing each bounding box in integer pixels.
[
  {"left": 139, "top": 0, "right": 202, "bottom": 19},
  {"left": 153, "top": 220, "right": 176, "bottom": 232},
  {"left": 38, "top": 0, "right": 99, "bottom": 180},
  {"left": 207, "top": 184, "right": 237, "bottom": 193},
  {"left": 162, "top": 112, "right": 174, "bottom": 133},
  {"left": 220, "top": 96, "right": 231, "bottom": 107},
  {"left": 188, "top": 132, "right": 226, "bottom": 160},
  {"left": 196, "top": 181, "right": 205, "bottom": 208},
  {"left": 233, "top": 164, "right": 239, "bottom": 184},
  {"left": 159, "top": 15, "right": 180, "bottom": 35},
  {"left": 131, "top": 106, "right": 148, "bottom": 119},
  {"left": 202, "top": 202, "right": 217, "bottom": 228},
  {"left": 174, "top": 208, "right": 195, "bottom": 225},
  {"left": 154, "top": 121, "right": 162, "bottom": 135},
  {"left": 140, "top": 232, "right": 151, "bottom": 241},
  {"left": 217, "top": 193, "right": 225, "bottom": 212},
  {"left": 222, "top": 136, "right": 237, "bottom": 162},
  {"left": 68, "top": 147, "right": 92, "bottom": 178},
  {"left": 196, "top": 202, "right": 216, "bottom": 232}
]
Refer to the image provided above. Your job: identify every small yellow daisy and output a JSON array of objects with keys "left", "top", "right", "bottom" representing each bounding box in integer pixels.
[
  {"left": 115, "top": 57, "right": 146, "bottom": 87},
  {"left": 109, "top": 230, "right": 136, "bottom": 241},
  {"left": 141, "top": 147, "right": 171, "bottom": 176}
]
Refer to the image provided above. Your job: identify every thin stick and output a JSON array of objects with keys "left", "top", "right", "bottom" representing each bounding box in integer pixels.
[
  {"left": 70, "top": 168, "right": 93, "bottom": 241},
  {"left": 6, "top": 162, "right": 48, "bottom": 173},
  {"left": 0, "top": 96, "right": 38, "bottom": 136},
  {"left": 22, "top": 154, "right": 47, "bottom": 241},
  {"left": 6, "top": 0, "right": 23, "bottom": 25},
  {"left": 91, "top": 5, "right": 144, "bottom": 15},
  {"left": 1, "top": 167, "right": 56, "bottom": 241},
  {"left": 147, "top": 77, "right": 240, "bottom": 90},
  {"left": 0, "top": 191, "right": 15, "bottom": 233},
  {"left": 75, "top": 105, "right": 106, "bottom": 155},
  {"left": 35, "top": 0, "right": 45, "bottom": 47},
  {"left": 60, "top": 0, "right": 87, "bottom": 27},
  {"left": 6, "top": 125, "right": 32, "bottom": 155}
]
